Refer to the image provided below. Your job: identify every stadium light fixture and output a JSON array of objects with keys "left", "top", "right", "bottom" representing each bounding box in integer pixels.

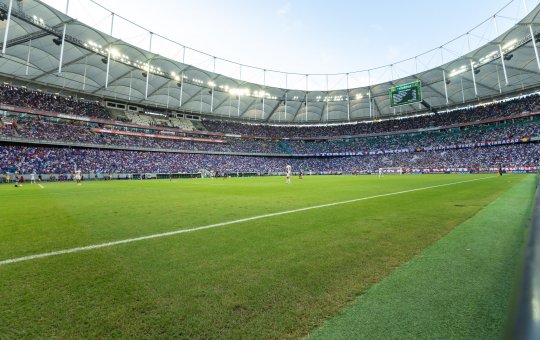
[
  {"left": 449, "top": 65, "right": 467, "bottom": 77},
  {"left": 479, "top": 51, "right": 498, "bottom": 63},
  {"left": 108, "top": 48, "right": 120, "bottom": 59},
  {"left": 502, "top": 39, "right": 517, "bottom": 50}
]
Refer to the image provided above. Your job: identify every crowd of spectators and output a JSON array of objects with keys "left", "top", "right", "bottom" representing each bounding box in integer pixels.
[
  {"left": 0, "top": 84, "right": 110, "bottom": 119},
  {"left": 1, "top": 114, "right": 539, "bottom": 155},
  {"left": 1, "top": 83, "right": 540, "bottom": 176},
  {"left": 202, "top": 94, "right": 540, "bottom": 138},
  {"left": 1, "top": 83, "right": 539, "bottom": 141},
  {"left": 0, "top": 116, "right": 285, "bottom": 153},
  {"left": 1, "top": 142, "right": 538, "bottom": 175},
  {"left": 284, "top": 121, "right": 540, "bottom": 154}
]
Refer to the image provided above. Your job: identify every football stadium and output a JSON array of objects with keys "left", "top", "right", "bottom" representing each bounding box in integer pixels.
[{"left": 1, "top": 0, "right": 540, "bottom": 338}]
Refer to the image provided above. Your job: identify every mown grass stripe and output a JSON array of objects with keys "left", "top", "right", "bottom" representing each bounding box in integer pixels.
[
  {"left": 0, "top": 176, "right": 494, "bottom": 266},
  {"left": 310, "top": 175, "right": 535, "bottom": 339}
]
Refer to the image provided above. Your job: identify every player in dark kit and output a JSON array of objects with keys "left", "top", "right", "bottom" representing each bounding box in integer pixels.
[{"left": 498, "top": 164, "right": 503, "bottom": 176}]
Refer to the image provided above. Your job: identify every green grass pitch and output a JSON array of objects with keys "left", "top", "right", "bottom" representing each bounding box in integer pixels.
[{"left": 0, "top": 174, "right": 534, "bottom": 338}]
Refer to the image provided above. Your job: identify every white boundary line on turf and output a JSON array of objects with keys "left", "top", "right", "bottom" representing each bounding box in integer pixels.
[{"left": 0, "top": 176, "right": 495, "bottom": 266}]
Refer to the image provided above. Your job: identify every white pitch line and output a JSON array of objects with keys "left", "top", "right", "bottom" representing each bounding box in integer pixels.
[
  {"left": 38, "top": 184, "right": 45, "bottom": 189},
  {"left": 0, "top": 176, "right": 495, "bottom": 266}
]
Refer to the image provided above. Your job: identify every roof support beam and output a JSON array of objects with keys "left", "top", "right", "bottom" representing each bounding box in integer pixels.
[
  {"left": 0, "top": 31, "right": 49, "bottom": 51},
  {"left": 174, "top": 85, "right": 206, "bottom": 108},
  {"left": 91, "top": 68, "right": 133, "bottom": 94},
  {"left": 291, "top": 102, "right": 304, "bottom": 122},
  {"left": 1, "top": 0, "right": 14, "bottom": 55},
  {"left": 239, "top": 97, "right": 257, "bottom": 118},
  {"left": 31, "top": 51, "right": 93, "bottom": 81},
  {"left": 265, "top": 100, "right": 283, "bottom": 122},
  {"left": 320, "top": 99, "right": 330, "bottom": 122},
  {"left": 471, "top": 76, "right": 501, "bottom": 93},
  {"left": 372, "top": 96, "right": 382, "bottom": 118},
  {"left": 211, "top": 95, "right": 232, "bottom": 112}
]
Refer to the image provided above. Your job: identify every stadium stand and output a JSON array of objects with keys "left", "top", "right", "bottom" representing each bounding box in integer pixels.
[
  {"left": 1, "top": 84, "right": 540, "bottom": 177},
  {"left": 0, "top": 84, "right": 110, "bottom": 120},
  {"left": 1, "top": 110, "right": 539, "bottom": 154},
  {"left": 201, "top": 94, "right": 540, "bottom": 138},
  {"left": 124, "top": 111, "right": 156, "bottom": 126},
  {"left": 170, "top": 117, "right": 196, "bottom": 131},
  {"left": 1, "top": 143, "right": 538, "bottom": 175}
]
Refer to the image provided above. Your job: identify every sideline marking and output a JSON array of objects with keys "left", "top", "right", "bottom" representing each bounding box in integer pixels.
[
  {"left": 38, "top": 184, "right": 45, "bottom": 189},
  {"left": 0, "top": 176, "right": 495, "bottom": 266}
]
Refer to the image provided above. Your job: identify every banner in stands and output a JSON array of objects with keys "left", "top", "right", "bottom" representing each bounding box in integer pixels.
[
  {"left": 408, "top": 166, "right": 537, "bottom": 174},
  {"left": 421, "top": 138, "right": 527, "bottom": 151},
  {"left": 290, "top": 137, "right": 533, "bottom": 157}
]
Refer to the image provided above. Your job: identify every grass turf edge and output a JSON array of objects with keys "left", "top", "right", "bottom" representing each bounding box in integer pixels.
[{"left": 309, "top": 175, "right": 536, "bottom": 340}]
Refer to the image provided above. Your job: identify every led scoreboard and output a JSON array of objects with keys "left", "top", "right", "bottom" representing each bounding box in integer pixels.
[{"left": 389, "top": 80, "right": 422, "bottom": 107}]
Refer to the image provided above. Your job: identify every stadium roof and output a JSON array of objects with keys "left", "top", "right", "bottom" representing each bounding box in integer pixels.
[{"left": 1, "top": 0, "right": 540, "bottom": 123}]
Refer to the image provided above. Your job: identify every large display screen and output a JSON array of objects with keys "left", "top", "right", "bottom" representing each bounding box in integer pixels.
[{"left": 389, "top": 80, "right": 422, "bottom": 107}]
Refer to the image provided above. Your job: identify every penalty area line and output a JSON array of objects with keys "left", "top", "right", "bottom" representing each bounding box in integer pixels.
[{"left": 0, "top": 176, "right": 496, "bottom": 266}]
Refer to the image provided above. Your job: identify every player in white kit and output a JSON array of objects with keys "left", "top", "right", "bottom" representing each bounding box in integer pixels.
[
  {"left": 285, "top": 164, "right": 292, "bottom": 184},
  {"left": 74, "top": 169, "right": 82, "bottom": 185},
  {"left": 30, "top": 172, "right": 35, "bottom": 184}
]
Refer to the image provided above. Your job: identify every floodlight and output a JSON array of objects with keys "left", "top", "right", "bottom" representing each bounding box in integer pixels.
[
  {"left": 109, "top": 48, "right": 120, "bottom": 58},
  {"left": 449, "top": 66, "right": 467, "bottom": 77},
  {"left": 52, "top": 37, "right": 62, "bottom": 46},
  {"left": 502, "top": 39, "right": 517, "bottom": 50}
]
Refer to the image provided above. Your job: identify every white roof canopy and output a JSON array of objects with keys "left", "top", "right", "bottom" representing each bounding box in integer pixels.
[{"left": 1, "top": 0, "right": 540, "bottom": 123}]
